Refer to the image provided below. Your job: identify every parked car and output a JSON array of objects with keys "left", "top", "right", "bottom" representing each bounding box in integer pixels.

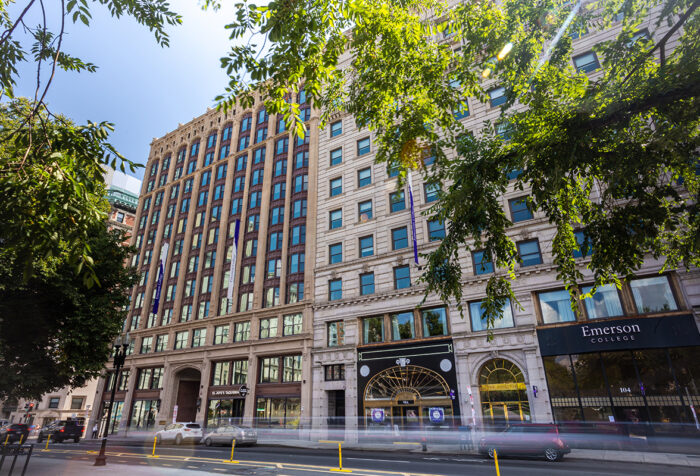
[
  {"left": 478, "top": 423, "right": 570, "bottom": 462},
  {"left": 0, "top": 423, "right": 30, "bottom": 444},
  {"left": 201, "top": 425, "right": 257, "bottom": 447},
  {"left": 156, "top": 422, "right": 203, "bottom": 445},
  {"left": 36, "top": 420, "right": 84, "bottom": 443}
]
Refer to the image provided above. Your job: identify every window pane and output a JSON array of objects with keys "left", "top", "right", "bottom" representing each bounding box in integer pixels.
[
  {"left": 469, "top": 300, "right": 515, "bottom": 331},
  {"left": 422, "top": 307, "right": 448, "bottom": 337},
  {"left": 581, "top": 284, "right": 624, "bottom": 319},
  {"left": 363, "top": 317, "right": 384, "bottom": 343},
  {"left": 518, "top": 240, "right": 542, "bottom": 266},
  {"left": 391, "top": 312, "right": 415, "bottom": 340},
  {"left": 473, "top": 250, "right": 494, "bottom": 275},
  {"left": 359, "top": 236, "right": 374, "bottom": 257},
  {"left": 360, "top": 273, "right": 375, "bottom": 295},
  {"left": 630, "top": 276, "right": 677, "bottom": 313},
  {"left": 392, "top": 227, "right": 408, "bottom": 250},
  {"left": 538, "top": 290, "right": 576, "bottom": 324}
]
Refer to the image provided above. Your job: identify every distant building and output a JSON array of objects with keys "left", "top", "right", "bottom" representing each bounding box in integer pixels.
[{"left": 104, "top": 168, "right": 141, "bottom": 245}]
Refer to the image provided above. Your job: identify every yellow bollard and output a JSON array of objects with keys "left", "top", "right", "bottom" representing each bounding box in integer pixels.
[
  {"left": 222, "top": 438, "right": 238, "bottom": 464},
  {"left": 18, "top": 434, "right": 24, "bottom": 445},
  {"left": 148, "top": 435, "right": 159, "bottom": 458},
  {"left": 44, "top": 434, "right": 51, "bottom": 451},
  {"left": 3, "top": 434, "right": 9, "bottom": 446},
  {"left": 330, "top": 442, "right": 352, "bottom": 472},
  {"left": 494, "top": 449, "right": 501, "bottom": 476}
]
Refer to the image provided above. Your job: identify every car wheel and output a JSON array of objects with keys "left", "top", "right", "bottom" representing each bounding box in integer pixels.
[
  {"left": 74, "top": 436, "right": 80, "bottom": 443},
  {"left": 487, "top": 447, "right": 498, "bottom": 459},
  {"left": 544, "top": 447, "right": 561, "bottom": 462},
  {"left": 204, "top": 438, "right": 212, "bottom": 447},
  {"left": 175, "top": 434, "right": 183, "bottom": 446}
]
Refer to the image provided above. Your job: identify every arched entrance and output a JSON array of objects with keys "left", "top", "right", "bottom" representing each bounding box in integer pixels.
[
  {"left": 174, "top": 368, "right": 201, "bottom": 423},
  {"left": 363, "top": 365, "right": 453, "bottom": 429},
  {"left": 479, "top": 359, "right": 530, "bottom": 426}
]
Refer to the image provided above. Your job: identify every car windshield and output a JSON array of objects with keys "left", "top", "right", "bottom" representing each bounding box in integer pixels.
[{"left": 186, "top": 423, "right": 200, "bottom": 429}]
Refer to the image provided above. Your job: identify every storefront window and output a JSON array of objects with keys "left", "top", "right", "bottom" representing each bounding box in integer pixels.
[
  {"left": 255, "top": 397, "right": 301, "bottom": 428},
  {"left": 207, "top": 399, "right": 244, "bottom": 427},
  {"left": 212, "top": 362, "right": 231, "bottom": 386},
  {"left": 630, "top": 276, "right": 677, "bottom": 313},
  {"left": 581, "top": 284, "right": 623, "bottom": 319},
  {"left": 363, "top": 317, "right": 384, "bottom": 344},
  {"left": 100, "top": 401, "right": 124, "bottom": 435},
  {"left": 538, "top": 290, "right": 577, "bottom": 324},
  {"left": 421, "top": 307, "right": 448, "bottom": 337},
  {"left": 130, "top": 400, "right": 160, "bottom": 430},
  {"left": 259, "top": 357, "right": 279, "bottom": 383},
  {"left": 543, "top": 355, "right": 581, "bottom": 422},
  {"left": 469, "top": 299, "right": 514, "bottom": 332},
  {"left": 282, "top": 356, "right": 302, "bottom": 382},
  {"left": 232, "top": 360, "right": 248, "bottom": 384},
  {"left": 391, "top": 312, "right": 415, "bottom": 340}
]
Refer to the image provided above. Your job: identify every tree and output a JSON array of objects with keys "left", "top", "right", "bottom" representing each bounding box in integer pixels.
[
  {"left": 0, "top": 224, "right": 138, "bottom": 401},
  {"left": 0, "top": 0, "right": 180, "bottom": 283},
  {"left": 217, "top": 0, "right": 700, "bottom": 327}
]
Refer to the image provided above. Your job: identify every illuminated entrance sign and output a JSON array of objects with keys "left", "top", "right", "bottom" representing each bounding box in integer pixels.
[{"left": 371, "top": 409, "right": 385, "bottom": 423}]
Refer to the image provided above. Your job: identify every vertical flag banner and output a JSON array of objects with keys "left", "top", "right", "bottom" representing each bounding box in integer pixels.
[
  {"left": 152, "top": 242, "right": 169, "bottom": 314},
  {"left": 407, "top": 169, "right": 419, "bottom": 264},
  {"left": 227, "top": 219, "right": 241, "bottom": 301}
]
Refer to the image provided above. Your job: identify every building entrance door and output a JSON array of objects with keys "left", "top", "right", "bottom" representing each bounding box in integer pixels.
[
  {"left": 482, "top": 402, "right": 526, "bottom": 425},
  {"left": 174, "top": 368, "right": 201, "bottom": 423},
  {"left": 479, "top": 359, "right": 531, "bottom": 428},
  {"left": 402, "top": 406, "right": 420, "bottom": 429}
]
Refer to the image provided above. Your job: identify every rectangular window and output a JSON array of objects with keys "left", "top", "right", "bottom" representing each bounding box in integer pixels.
[
  {"left": 269, "top": 231, "right": 283, "bottom": 251},
  {"left": 238, "top": 135, "right": 249, "bottom": 151},
  {"left": 240, "top": 116, "right": 251, "bottom": 132},
  {"left": 359, "top": 235, "right": 374, "bottom": 257},
  {"left": 233, "top": 360, "right": 248, "bottom": 384},
  {"left": 573, "top": 230, "right": 591, "bottom": 258},
  {"left": 517, "top": 239, "right": 542, "bottom": 266},
  {"left": 239, "top": 292, "right": 253, "bottom": 312},
  {"left": 330, "top": 148, "right": 342, "bottom": 166},
  {"left": 630, "top": 276, "right": 678, "bottom": 314},
  {"left": 392, "top": 227, "right": 408, "bottom": 250},
  {"left": 283, "top": 313, "right": 303, "bottom": 336},
  {"left": 244, "top": 239, "right": 257, "bottom": 257},
  {"left": 357, "top": 138, "right": 371, "bottom": 156},
  {"left": 257, "top": 109, "right": 268, "bottom": 124},
  {"left": 255, "top": 127, "right": 267, "bottom": 143},
  {"left": 236, "top": 155, "right": 247, "bottom": 172},
  {"left": 276, "top": 137, "right": 288, "bottom": 155},
  {"left": 272, "top": 182, "right": 286, "bottom": 200},
  {"left": 538, "top": 290, "right": 576, "bottom": 324},
  {"left": 428, "top": 219, "right": 445, "bottom": 241},
  {"left": 292, "top": 199, "right": 307, "bottom": 218},
  {"left": 192, "top": 328, "right": 206, "bottom": 348},
  {"left": 422, "top": 307, "right": 448, "bottom": 336},
  {"left": 140, "top": 336, "right": 153, "bottom": 354},
  {"left": 259, "top": 318, "right": 278, "bottom": 339},
  {"left": 287, "top": 282, "right": 304, "bottom": 303},
  {"left": 393, "top": 265, "right": 411, "bottom": 289},
  {"left": 267, "top": 258, "right": 281, "bottom": 278},
  {"left": 234, "top": 321, "right": 251, "bottom": 342},
  {"left": 363, "top": 317, "right": 384, "bottom": 344},
  {"left": 360, "top": 273, "right": 375, "bottom": 295},
  {"left": 291, "top": 225, "right": 305, "bottom": 245},
  {"left": 249, "top": 190, "right": 262, "bottom": 209},
  {"left": 270, "top": 206, "right": 285, "bottom": 226},
  {"left": 220, "top": 144, "right": 231, "bottom": 159},
  {"left": 581, "top": 284, "right": 624, "bottom": 319},
  {"left": 234, "top": 176, "right": 245, "bottom": 192},
  {"left": 390, "top": 191, "right": 406, "bottom": 213},
  {"left": 358, "top": 200, "right": 373, "bottom": 220},
  {"left": 212, "top": 362, "right": 230, "bottom": 386},
  {"left": 247, "top": 213, "right": 260, "bottom": 231},
  {"left": 573, "top": 51, "right": 600, "bottom": 73},
  {"left": 489, "top": 86, "right": 506, "bottom": 107},
  {"left": 230, "top": 198, "right": 241, "bottom": 215},
  {"left": 329, "top": 209, "right": 342, "bottom": 229},
  {"left": 508, "top": 197, "right": 533, "bottom": 222},
  {"left": 391, "top": 311, "right": 415, "bottom": 340},
  {"left": 174, "top": 331, "right": 189, "bottom": 350},
  {"left": 293, "top": 174, "right": 308, "bottom": 193},
  {"left": 330, "top": 177, "right": 342, "bottom": 196},
  {"left": 274, "top": 159, "right": 287, "bottom": 177},
  {"left": 330, "top": 120, "right": 342, "bottom": 137},
  {"left": 294, "top": 151, "right": 308, "bottom": 169},
  {"left": 213, "top": 325, "right": 229, "bottom": 345},
  {"left": 472, "top": 250, "right": 494, "bottom": 275},
  {"left": 328, "top": 243, "right": 343, "bottom": 264},
  {"left": 358, "top": 167, "right": 372, "bottom": 187},
  {"left": 155, "top": 335, "right": 168, "bottom": 352},
  {"left": 327, "top": 321, "right": 345, "bottom": 347},
  {"left": 264, "top": 286, "right": 280, "bottom": 307},
  {"left": 289, "top": 253, "right": 305, "bottom": 274},
  {"left": 282, "top": 356, "right": 302, "bottom": 382},
  {"left": 253, "top": 147, "right": 265, "bottom": 165},
  {"left": 470, "top": 299, "right": 515, "bottom": 331},
  {"left": 324, "top": 364, "right": 345, "bottom": 381},
  {"left": 329, "top": 278, "right": 342, "bottom": 301}
]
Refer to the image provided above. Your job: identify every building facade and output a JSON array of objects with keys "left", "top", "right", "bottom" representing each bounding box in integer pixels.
[
  {"left": 90, "top": 97, "right": 319, "bottom": 436},
  {"left": 310, "top": 5, "right": 700, "bottom": 440}
]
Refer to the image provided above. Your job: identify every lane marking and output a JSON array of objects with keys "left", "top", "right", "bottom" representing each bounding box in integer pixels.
[{"left": 347, "top": 458, "right": 410, "bottom": 463}]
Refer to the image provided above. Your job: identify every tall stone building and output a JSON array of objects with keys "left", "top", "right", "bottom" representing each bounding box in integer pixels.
[{"left": 90, "top": 97, "right": 318, "bottom": 435}]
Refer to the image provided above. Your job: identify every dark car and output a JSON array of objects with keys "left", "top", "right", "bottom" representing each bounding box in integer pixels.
[
  {"left": 0, "top": 423, "right": 30, "bottom": 444},
  {"left": 478, "top": 423, "right": 570, "bottom": 462},
  {"left": 37, "top": 420, "right": 84, "bottom": 443}
]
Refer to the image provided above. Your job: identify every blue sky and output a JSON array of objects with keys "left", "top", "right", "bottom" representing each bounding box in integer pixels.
[{"left": 14, "top": 1, "right": 241, "bottom": 180}]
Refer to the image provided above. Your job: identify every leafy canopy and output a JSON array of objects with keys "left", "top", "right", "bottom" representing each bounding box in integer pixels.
[{"left": 216, "top": 0, "right": 699, "bottom": 327}]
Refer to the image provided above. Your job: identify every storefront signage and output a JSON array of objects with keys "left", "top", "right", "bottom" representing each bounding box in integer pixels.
[
  {"left": 429, "top": 407, "right": 444, "bottom": 424},
  {"left": 239, "top": 385, "right": 248, "bottom": 397},
  {"left": 371, "top": 409, "right": 385, "bottom": 423},
  {"left": 211, "top": 389, "right": 243, "bottom": 397},
  {"left": 537, "top": 314, "right": 700, "bottom": 356}
]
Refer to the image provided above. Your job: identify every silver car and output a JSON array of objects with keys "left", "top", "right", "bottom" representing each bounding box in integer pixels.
[{"left": 201, "top": 425, "right": 257, "bottom": 447}]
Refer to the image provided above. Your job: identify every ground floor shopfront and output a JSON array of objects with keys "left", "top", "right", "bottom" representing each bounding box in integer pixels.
[{"left": 538, "top": 314, "right": 700, "bottom": 431}]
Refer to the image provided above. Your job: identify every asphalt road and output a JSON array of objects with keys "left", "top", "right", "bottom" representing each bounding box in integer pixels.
[{"left": 14, "top": 440, "right": 696, "bottom": 476}]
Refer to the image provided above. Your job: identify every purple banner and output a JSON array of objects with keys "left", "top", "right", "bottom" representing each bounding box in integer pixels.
[{"left": 151, "top": 243, "right": 169, "bottom": 314}]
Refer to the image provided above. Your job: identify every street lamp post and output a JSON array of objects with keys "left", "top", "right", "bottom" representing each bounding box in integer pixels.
[{"left": 94, "top": 333, "right": 130, "bottom": 467}]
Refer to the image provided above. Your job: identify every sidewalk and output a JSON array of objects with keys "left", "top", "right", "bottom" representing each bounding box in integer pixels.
[
  {"left": 0, "top": 457, "right": 212, "bottom": 476},
  {"left": 74, "top": 435, "right": 700, "bottom": 468}
]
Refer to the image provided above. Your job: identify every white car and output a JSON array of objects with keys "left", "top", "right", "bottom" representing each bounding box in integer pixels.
[{"left": 156, "top": 422, "right": 203, "bottom": 445}]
